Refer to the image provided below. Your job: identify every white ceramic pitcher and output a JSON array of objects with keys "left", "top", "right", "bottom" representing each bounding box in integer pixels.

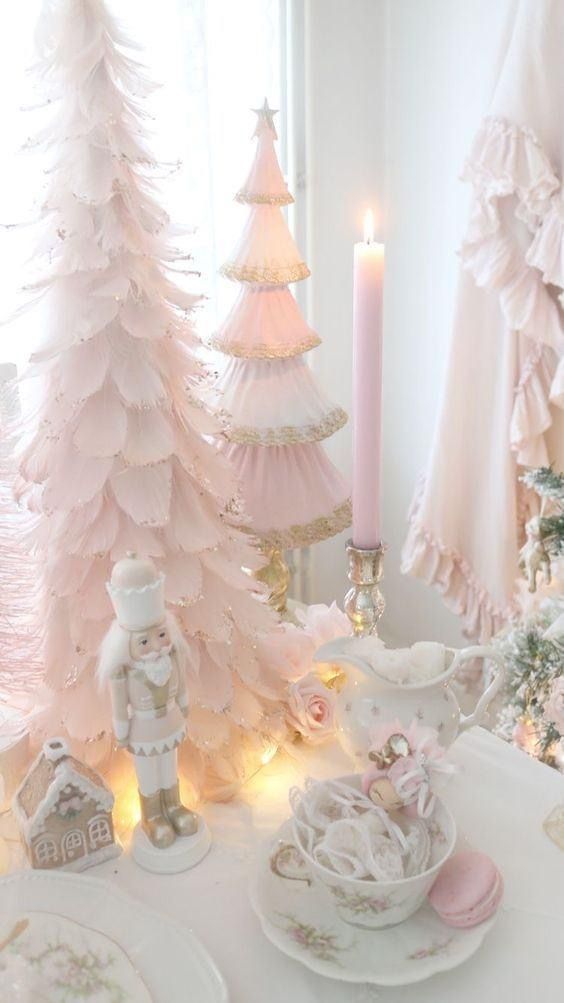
[{"left": 314, "top": 637, "right": 505, "bottom": 764}]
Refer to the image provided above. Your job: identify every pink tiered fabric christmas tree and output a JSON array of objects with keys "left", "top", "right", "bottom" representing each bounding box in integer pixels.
[
  {"left": 15, "top": 0, "right": 284, "bottom": 791},
  {"left": 213, "top": 101, "right": 351, "bottom": 555}
]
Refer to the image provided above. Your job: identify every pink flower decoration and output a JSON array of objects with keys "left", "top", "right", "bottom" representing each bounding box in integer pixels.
[
  {"left": 368, "top": 718, "right": 408, "bottom": 752},
  {"left": 388, "top": 754, "right": 420, "bottom": 795},
  {"left": 361, "top": 763, "right": 385, "bottom": 795},
  {"left": 257, "top": 623, "right": 315, "bottom": 682},
  {"left": 368, "top": 718, "right": 444, "bottom": 762},
  {"left": 286, "top": 672, "right": 335, "bottom": 745},
  {"left": 294, "top": 601, "right": 351, "bottom": 647},
  {"left": 543, "top": 677, "right": 564, "bottom": 734},
  {"left": 363, "top": 718, "right": 448, "bottom": 806},
  {"left": 257, "top": 602, "right": 351, "bottom": 683},
  {"left": 512, "top": 717, "right": 539, "bottom": 752}
]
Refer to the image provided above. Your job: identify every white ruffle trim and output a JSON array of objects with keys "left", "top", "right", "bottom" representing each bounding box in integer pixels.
[
  {"left": 460, "top": 116, "right": 564, "bottom": 464},
  {"left": 401, "top": 478, "right": 517, "bottom": 642},
  {"left": 527, "top": 193, "right": 564, "bottom": 312},
  {"left": 461, "top": 116, "right": 558, "bottom": 230},
  {"left": 404, "top": 117, "right": 564, "bottom": 639}
]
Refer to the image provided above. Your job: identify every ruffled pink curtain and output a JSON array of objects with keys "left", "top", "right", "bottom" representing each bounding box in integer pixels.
[{"left": 402, "top": 0, "right": 564, "bottom": 640}]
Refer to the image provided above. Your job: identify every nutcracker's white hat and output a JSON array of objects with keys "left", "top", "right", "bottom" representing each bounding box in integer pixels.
[{"left": 106, "top": 552, "right": 165, "bottom": 632}]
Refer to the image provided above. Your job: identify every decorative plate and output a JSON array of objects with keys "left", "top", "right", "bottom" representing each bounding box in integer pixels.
[
  {"left": 250, "top": 820, "right": 497, "bottom": 987},
  {"left": 0, "top": 870, "right": 228, "bottom": 1002}
]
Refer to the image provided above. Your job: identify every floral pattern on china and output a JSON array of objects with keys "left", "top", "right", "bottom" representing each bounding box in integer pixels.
[
  {"left": 278, "top": 775, "right": 456, "bottom": 930},
  {"left": 313, "top": 637, "right": 505, "bottom": 760},
  {"left": 0, "top": 912, "right": 152, "bottom": 1002},
  {"left": 252, "top": 819, "right": 498, "bottom": 986}
]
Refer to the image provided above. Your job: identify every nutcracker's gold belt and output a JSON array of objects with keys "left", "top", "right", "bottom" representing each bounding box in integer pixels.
[{"left": 132, "top": 699, "right": 176, "bottom": 720}]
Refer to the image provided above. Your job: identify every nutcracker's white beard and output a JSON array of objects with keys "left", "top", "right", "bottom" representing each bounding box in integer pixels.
[
  {"left": 97, "top": 615, "right": 190, "bottom": 687},
  {"left": 132, "top": 646, "right": 173, "bottom": 686}
]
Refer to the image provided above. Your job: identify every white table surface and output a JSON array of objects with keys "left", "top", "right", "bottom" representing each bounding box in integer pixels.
[{"left": 29, "top": 728, "right": 564, "bottom": 1003}]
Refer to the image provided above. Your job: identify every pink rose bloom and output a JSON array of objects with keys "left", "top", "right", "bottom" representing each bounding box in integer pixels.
[
  {"left": 286, "top": 672, "right": 335, "bottom": 745},
  {"left": 544, "top": 677, "right": 564, "bottom": 733}
]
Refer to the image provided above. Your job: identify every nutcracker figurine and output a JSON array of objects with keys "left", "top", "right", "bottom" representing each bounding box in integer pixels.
[{"left": 98, "top": 553, "right": 210, "bottom": 870}]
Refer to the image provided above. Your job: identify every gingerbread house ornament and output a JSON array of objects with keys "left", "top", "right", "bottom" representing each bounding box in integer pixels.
[{"left": 13, "top": 738, "right": 120, "bottom": 871}]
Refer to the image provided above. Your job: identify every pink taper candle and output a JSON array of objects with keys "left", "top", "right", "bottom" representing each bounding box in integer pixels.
[{"left": 352, "top": 210, "right": 385, "bottom": 549}]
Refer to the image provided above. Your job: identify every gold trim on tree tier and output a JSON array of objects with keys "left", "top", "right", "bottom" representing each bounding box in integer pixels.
[
  {"left": 207, "top": 334, "right": 321, "bottom": 359},
  {"left": 235, "top": 190, "right": 295, "bottom": 206},
  {"left": 227, "top": 407, "right": 348, "bottom": 447},
  {"left": 256, "top": 499, "right": 352, "bottom": 551},
  {"left": 220, "top": 262, "right": 311, "bottom": 285}
]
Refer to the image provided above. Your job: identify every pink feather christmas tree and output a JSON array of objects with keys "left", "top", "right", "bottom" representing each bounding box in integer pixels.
[
  {"left": 0, "top": 367, "right": 42, "bottom": 705},
  {"left": 212, "top": 101, "right": 351, "bottom": 607},
  {"left": 15, "top": 0, "right": 285, "bottom": 790}
]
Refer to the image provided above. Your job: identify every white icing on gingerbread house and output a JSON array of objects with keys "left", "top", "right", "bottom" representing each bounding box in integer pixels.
[{"left": 12, "top": 738, "right": 120, "bottom": 871}]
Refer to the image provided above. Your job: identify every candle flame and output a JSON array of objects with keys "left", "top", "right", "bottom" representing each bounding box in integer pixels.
[{"left": 363, "top": 209, "right": 375, "bottom": 244}]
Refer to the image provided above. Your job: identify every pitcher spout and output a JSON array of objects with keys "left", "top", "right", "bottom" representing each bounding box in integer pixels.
[{"left": 314, "top": 635, "right": 388, "bottom": 680}]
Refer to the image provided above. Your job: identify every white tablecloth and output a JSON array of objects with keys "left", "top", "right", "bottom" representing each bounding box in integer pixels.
[{"left": 95, "top": 728, "right": 564, "bottom": 1003}]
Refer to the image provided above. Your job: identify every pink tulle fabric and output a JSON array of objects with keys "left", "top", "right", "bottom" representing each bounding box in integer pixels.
[
  {"left": 223, "top": 441, "right": 350, "bottom": 549},
  {"left": 13, "top": 0, "right": 286, "bottom": 790},
  {"left": 402, "top": 0, "right": 564, "bottom": 641},
  {"left": 221, "top": 205, "right": 310, "bottom": 284},
  {"left": 236, "top": 117, "right": 293, "bottom": 205},
  {"left": 216, "top": 355, "right": 347, "bottom": 445},
  {"left": 211, "top": 285, "right": 320, "bottom": 358}
]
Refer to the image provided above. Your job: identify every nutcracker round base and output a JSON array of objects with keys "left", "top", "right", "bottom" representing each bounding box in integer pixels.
[{"left": 131, "top": 818, "right": 211, "bottom": 874}]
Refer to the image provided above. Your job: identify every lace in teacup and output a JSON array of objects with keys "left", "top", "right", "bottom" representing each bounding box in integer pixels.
[
  {"left": 289, "top": 777, "right": 379, "bottom": 834},
  {"left": 289, "top": 778, "right": 430, "bottom": 880},
  {"left": 313, "top": 814, "right": 404, "bottom": 880}
]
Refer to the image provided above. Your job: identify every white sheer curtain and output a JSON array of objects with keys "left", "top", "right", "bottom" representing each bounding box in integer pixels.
[{"left": 0, "top": 0, "right": 282, "bottom": 370}]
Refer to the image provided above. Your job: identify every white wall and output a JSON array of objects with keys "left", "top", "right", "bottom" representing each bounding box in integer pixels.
[{"left": 303, "top": 0, "right": 514, "bottom": 645}]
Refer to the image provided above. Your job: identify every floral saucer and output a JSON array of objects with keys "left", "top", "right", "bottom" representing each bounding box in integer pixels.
[{"left": 249, "top": 820, "right": 497, "bottom": 987}]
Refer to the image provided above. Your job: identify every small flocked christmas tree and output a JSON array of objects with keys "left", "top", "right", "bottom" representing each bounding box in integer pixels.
[
  {"left": 212, "top": 100, "right": 351, "bottom": 609},
  {"left": 496, "top": 467, "right": 564, "bottom": 764},
  {"left": 15, "top": 0, "right": 284, "bottom": 792},
  {"left": 519, "top": 467, "right": 564, "bottom": 590}
]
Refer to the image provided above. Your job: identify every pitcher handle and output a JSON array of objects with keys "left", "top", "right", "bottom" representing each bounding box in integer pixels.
[{"left": 451, "top": 645, "right": 506, "bottom": 734}]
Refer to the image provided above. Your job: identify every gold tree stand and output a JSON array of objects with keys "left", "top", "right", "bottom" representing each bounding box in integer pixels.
[{"left": 255, "top": 545, "right": 291, "bottom": 614}]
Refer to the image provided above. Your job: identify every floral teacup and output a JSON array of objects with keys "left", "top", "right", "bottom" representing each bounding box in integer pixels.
[{"left": 271, "top": 775, "right": 456, "bottom": 929}]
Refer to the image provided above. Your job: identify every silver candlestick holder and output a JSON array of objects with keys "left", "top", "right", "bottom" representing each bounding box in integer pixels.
[{"left": 344, "top": 539, "right": 386, "bottom": 636}]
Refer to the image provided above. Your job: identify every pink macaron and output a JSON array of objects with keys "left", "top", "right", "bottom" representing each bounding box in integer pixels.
[{"left": 428, "top": 850, "right": 503, "bottom": 928}]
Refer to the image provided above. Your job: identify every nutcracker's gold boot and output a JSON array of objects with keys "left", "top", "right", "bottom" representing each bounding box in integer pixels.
[
  {"left": 161, "top": 783, "right": 198, "bottom": 837},
  {"left": 139, "top": 791, "right": 176, "bottom": 848}
]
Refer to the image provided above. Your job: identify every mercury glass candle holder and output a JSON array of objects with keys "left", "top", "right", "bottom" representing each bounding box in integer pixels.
[{"left": 344, "top": 539, "right": 386, "bottom": 636}]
